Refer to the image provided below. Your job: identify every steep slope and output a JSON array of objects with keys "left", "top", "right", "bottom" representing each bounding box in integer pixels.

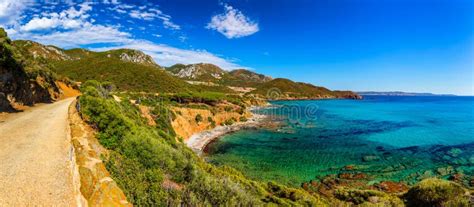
[
  {"left": 251, "top": 78, "right": 362, "bottom": 99},
  {"left": 0, "top": 29, "right": 61, "bottom": 112}
]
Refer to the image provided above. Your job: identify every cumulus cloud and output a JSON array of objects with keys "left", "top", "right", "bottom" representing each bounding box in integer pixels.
[
  {"left": 0, "top": 0, "right": 30, "bottom": 26},
  {"left": 95, "top": 40, "right": 248, "bottom": 70},
  {"left": 206, "top": 4, "right": 259, "bottom": 39},
  {"left": 20, "top": 2, "right": 92, "bottom": 31},
  {"left": 7, "top": 2, "right": 130, "bottom": 48},
  {"left": 3, "top": 1, "right": 247, "bottom": 70}
]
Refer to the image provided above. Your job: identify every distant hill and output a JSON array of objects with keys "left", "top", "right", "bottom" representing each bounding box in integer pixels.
[
  {"left": 13, "top": 40, "right": 196, "bottom": 93},
  {"left": 166, "top": 64, "right": 272, "bottom": 87},
  {"left": 252, "top": 78, "right": 362, "bottom": 100},
  {"left": 226, "top": 69, "right": 272, "bottom": 87},
  {"left": 358, "top": 91, "right": 456, "bottom": 96}
]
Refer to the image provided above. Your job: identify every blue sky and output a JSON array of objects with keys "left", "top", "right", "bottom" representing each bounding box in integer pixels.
[{"left": 0, "top": 0, "right": 472, "bottom": 95}]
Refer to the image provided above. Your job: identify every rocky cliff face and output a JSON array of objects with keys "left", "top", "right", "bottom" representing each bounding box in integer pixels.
[
  {"left": 0, "top": 28, "right": 60, "bottom": 112},
  {"left": 106, "top": 49, "right": 158, "bottom": 67},
  {"left": 171, "top": 104, "right": 251, "bottom": 141}
]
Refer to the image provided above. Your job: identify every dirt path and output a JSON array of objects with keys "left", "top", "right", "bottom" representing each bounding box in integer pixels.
[{"left": 0, "top": 98, "right": 77, "bottom": 206}]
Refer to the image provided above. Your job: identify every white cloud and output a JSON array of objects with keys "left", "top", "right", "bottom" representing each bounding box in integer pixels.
[
  {"left": 8, "top": 2, "right": 129, "bottom": 47},
  {"left": 3, "top": 1, "right": 247, "bottom": 70},
  {"left": 20, "top": 2, "right": 92, "bottom": 32},
  {"left": 206, "top": 4, "right": 259, "bottom": 39},
  {"left": 20, "top": 17, "right": 60, "bottom": 31},
  {"left": 130, "top": 10, "right": 156, "bottom": 20},
  {"left": 94, "top": 40, "right": 248, "bottom": 70},
  {"left": 115, "top": 8, "right": 127, "bottom": 14},
  {"left": 17, "top": 25, "right": 131, "bottom": 48},
  {"left": 0, "top": 0, "right": 30, "bottom": 26},
  {"left": 102, "top": 0, "right": 119, "bottom": 4},
  {"left": 128, "top": 7, "right": 180, "bottom": 30}
]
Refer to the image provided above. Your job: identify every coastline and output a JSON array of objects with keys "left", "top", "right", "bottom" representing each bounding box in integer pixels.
[{"left": 185, "top": 107, "right": 268, "bottom": 155}]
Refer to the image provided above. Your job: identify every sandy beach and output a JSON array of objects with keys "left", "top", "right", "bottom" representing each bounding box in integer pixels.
[{"left": 185, "top": 110, "right": 267, "bottom": 155}]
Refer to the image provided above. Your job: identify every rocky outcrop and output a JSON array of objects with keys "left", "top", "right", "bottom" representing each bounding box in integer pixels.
[
  {"left": 68, "top": 99, "right": 131, "bottom": 206},
  {"left": 108, "top": 49, "right": 157, "bottom": 67},
  {"left": 167, "top": 63, "right": 226, "bottom": 81},
  {"left": 0, "top": 28, "right": 60, "bottom": 112},
  {"left": 13, "top": 40, "right": 71, "bottom": 61}
]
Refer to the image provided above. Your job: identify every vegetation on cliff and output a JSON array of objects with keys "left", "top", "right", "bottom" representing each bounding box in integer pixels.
[
  {"left": 78, "top": 80, "right": 328, "bottom": 206},
  {"left": 0, "top": 28, "right": 61, "bottom": 111}
]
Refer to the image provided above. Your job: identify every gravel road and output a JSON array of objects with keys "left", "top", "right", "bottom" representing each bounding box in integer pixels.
[{"left": 0, "top": 98, "right": 77, "bottom": 206}]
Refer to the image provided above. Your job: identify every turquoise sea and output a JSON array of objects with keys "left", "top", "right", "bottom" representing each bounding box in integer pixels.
[{"left": 206, "top": 96, "right": 474, "bottom": 186}]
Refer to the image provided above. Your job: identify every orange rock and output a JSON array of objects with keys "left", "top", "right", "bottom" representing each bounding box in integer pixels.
[{"left": 376, "top": 181, "right": 409, "bottom": 193}]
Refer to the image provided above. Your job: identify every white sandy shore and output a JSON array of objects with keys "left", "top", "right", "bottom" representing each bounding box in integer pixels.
[{"left": 185, "top": 111, "right": 267, "bottom": 155}]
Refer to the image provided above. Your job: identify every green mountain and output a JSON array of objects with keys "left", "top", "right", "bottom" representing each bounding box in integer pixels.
[
  {"left": 13, "top": 40, "right": 194, "bottom": 93},
  {"left": 166, "top": 64, "right": 361, "bottom": 99},
  {"left": 252, "top": 78, "right": 362, "bottom": 99}
]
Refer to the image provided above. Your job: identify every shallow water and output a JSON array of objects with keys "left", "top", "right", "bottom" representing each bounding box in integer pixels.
[{"left": 206, "top": 96, "right": 474, "bottom": 186}]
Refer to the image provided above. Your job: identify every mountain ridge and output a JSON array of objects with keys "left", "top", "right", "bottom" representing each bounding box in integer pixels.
[{"left": 6, "top": 28, "right": 361, "bottom": 100}]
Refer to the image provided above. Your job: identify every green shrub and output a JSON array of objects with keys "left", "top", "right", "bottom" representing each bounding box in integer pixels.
[
  {"left": 207, "top": 116, "right": 216, "bottom": 128},
  {"left": 195, "top": 114, "right": 203, "bottom": 123},
  {"left": 404, "top": 178, "right": 469, "bottom": 207},
  {"left": 221, "top": 117, "right": 237, "bottom": 126}
]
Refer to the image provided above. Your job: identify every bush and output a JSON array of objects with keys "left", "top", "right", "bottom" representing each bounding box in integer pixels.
[
  {"left": 208, "top": 116, "right": 216, "bottom": 128},
  {"left": 404, "top": 178, "right": 469, "bottom": 207},
  {"left": 195, "top": 114, "right": 203, "bottom": 123},
  {"left": 221, "top": 117, "right": 238, "bottom": 126}
]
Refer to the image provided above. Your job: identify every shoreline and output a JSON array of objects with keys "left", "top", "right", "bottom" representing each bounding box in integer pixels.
[{"left": 185, "top": 107, "right": 268, "bottom": 155}]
